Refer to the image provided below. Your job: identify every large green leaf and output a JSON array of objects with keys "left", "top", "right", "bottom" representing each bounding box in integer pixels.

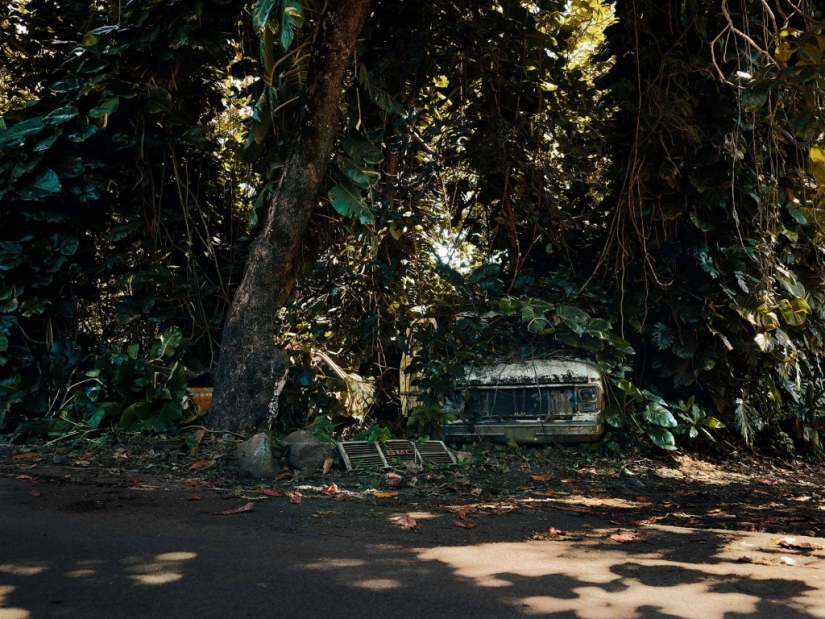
[
  {"left": 336, "top": 157, "right": 379, "bottom": 188},
  {"left": 342, "top": 136, "right": 384, "bottom": 164},
  {"left": 647, "top": 426, "right": 677, "bottom": 451},
  {"left": 44, "top": 105, "right": 79, "bottom": 125},
  {"left": 89, "top": 97, "right": 120, "bottom": 118},
  {"left": 165, "top": 362, "right": 189, "bottom": 401},
  {"left": 17, "top": 168, "right": 61, "bottom": 200},
  {"left": 328, "top": 180, "right": 375, "bottom": 224},
  {"left": 150, "top": 327, "right": 183, "bottom": 359},
  {"left": 279, "top": 0, "right": 304, "bottom": 51},
  {"left": 1, "top": 117, "right": 45, "bottom": 145},
  {"left": 253, "top": 0, "right": 277, "bottom": 30},
  {"left": 642, "top": 402, "right": 678, "bottom": 427},
  {"left": 120, "top": 401, "right": 151, "bottom": 431}
]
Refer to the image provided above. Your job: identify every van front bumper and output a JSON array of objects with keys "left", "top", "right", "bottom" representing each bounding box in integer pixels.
[{"left": 444, "top": 420, "right": 604, "bottom": 444}]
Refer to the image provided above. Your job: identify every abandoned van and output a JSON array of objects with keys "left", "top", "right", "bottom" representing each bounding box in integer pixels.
[{"left": 401, "top": 358, "right": 605, "bottom": 444}]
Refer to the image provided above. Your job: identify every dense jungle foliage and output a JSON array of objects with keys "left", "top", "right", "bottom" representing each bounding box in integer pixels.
[{"left": 1, "top": 0, "right": 824, "bottom": 455}]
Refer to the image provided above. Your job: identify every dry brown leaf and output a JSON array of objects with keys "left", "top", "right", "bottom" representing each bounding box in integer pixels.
[
  {"left": 322, "top": 457, "right": 334, "bottom": 475},
  {"left": 392, "top": 514, "right": 417, "bottom": 528},
  {"left": 289, "top": 493, "right": 302, "bottom": 504},
  {"left": 386, "top": 472, "right": 402, "bottom": 480},
  {"left": 127, "top": 477, "right": 142, "bottom": 484},
  {"left": 213, "top": 502, "right": 254, "bottom": 515},
  {"left": 15, "top": 474, "right": 36, "bottom": 481},
  {"left": 28, "top": 489, "right": 41, "bottom": 498},
  {"left": 254, "top": 487, "right": 282, "bottom": 497},
  {"left": 188, "top": 494, "right": 202, "bottom": 501},
  {"left": 455, "top": 511, "right": 466, "bottom": 520},
  {"left": 531, "top": 474, "right": 551, "bottom": 481},
  {"left": 454, "top": 520, "right": 476, "bottom": 529},
  {"left": 275, "top": 472, "right": 293, "bottom": 481},
  {"left": 636, "top": 496, "right": 651, "bottom": 503},
  {"left": 758, "top": 479, "right": 779, "bottom": 486},
  {"left": 374, "top": 491, "right": 399, "bottom": 499},
  {"left": 771, "top": 536, "right": 825, "bottom": 551},
  {"left": 13, "top": 452, "right": 40, "bottom": 460},
  {"left": 189, "top": 460, "right": 215, "bottom": 471},
  {"left": 469, "top": 487, "right": 483, "bottom": 496},
  {"left": 71, "top": 460, "right": 90, "bottom": 467},
  {"left": 610, "top": 531, "right": 637, "bottom": 543},
  {"left": 322, "top": 483, "right": 339, "bottom": 496},
  {"left": 542, "top": 527, "right": 565, "bottom": 535}
]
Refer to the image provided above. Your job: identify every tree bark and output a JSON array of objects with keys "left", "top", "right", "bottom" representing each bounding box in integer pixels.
[{"left": 209, "top": 0, "right": 372, "bottom": 432}]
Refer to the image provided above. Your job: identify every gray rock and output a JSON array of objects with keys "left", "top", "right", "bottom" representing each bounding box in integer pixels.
[
  {"left": 282, "top": 430, "right": 335, "bottom": 471},
  {"left": 236, "top": 433, "right": 279, "bottom": 479}
]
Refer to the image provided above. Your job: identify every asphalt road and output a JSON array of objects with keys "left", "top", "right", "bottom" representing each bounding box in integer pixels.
[{"left": 2, "top": 473, "right": 825, "bottom": 619}]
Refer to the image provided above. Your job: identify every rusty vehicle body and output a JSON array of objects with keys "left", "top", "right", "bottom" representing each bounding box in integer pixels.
[{"left": 401, "top": 358, "right": 605, "bottom": 444}]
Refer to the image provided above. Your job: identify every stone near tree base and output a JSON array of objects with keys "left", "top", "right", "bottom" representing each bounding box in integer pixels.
[
  {"left": 282, "top": 430, "right": 336, "bottom": 471},
  {"left": 236, "top": 433, "right": 279, "bottom": 478}
]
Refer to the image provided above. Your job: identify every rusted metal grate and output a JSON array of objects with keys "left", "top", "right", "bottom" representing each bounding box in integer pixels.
[
  {"left": 382, "top": 440, "right": 419, "bottom": 466},
  {"left": 337, "top": 439, "right": 456, "bottom": 471},
  {"left": 416, "top": 440, "right": 456, "bottom": 466},
  {"left": 337, "top": 441, "right": 388, "bottom": 470}
]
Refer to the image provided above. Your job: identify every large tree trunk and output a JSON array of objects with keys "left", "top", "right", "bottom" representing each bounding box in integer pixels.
[{"left": 209, "top": 0, "right": 372, "bottom": 432}]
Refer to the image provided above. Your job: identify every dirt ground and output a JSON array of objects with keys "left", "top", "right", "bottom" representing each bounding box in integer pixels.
[
  {"left": 3, "top": 439, "right": 825, "bottom": 618},
  {"left": 3, "top": 436, "right": 824, "bottom": 538}
]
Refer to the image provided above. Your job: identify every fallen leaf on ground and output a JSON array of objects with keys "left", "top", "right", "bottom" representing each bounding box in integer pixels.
[
  {"left": 127, "top": 477, "right": 142, "bottom": 484},
  {"left": 15, "top": 464, "right": 37, "bottom": 470},
  {"left": 28, "top": 490, "right": 41, "bottom": 498},
  {"left": 636, "top": 496, "right": 651, "bottom": 503},
  {"left": 374, "top": 491, "right": 399, "bottom": 499},
  {"left": 254, "top": 487, "right": 282, "bottom": 497},
  {"left": 386, "top": 472, "right": 402, "bottom": 480},
  {"left": 789, "top": 496, "right": 812, "bottom": 502},
  {"left": 322, "top": 457, "right": 334, "bottom": 475},
  {"left": 470, "top": 487, "right": 483, "bottom": 496},
  {"left": 13, "top": 452, "right": 40, "bottom": 460},
  {"left": 189, "top": 460, "right": 215, "bottom": 471},
  {"left": 610, "top": 532, "right": 638, "bottom": 543},
  {"left": 276, "top": 472, "right": 293, "bottom": 481},
  {"left": 213, "top": 502, "right": 253, "bottom": 515},
  {"left": 455, "top": 511, "right": 466, "bottom": 520},
  {"left": 188, "top": 494, "right": 202, "bottom": 501},
  {"left": 289, "top": 493, "right": 302, "bottom": 504},
  {"left": 392, "top": 514, "right": 417, "bottom": 528},
  {"left": 542, "top": 527, "right": 565, "bottom": 535},
  {"left": 454, "top": 520, "right": 477, "bottom": 529},
  {"left": 112, "top": 452, "right": 128, "bottom": 459},
  {"left": 531, "top": 475, "right": 551, "bottom": 481},
  {"left": 322, "top": 483, "right": 339, "bottom": 496},
  {"left": 15, "top": 474, "right": 36, "bottom": 481},
  {"left": 757, "top": 479, "right": 779, "bottom": 486},
  {"left": 771, "top": 536, "right": 825, "bottom": 551},
  {"left": 71, "top": 460, "right": 90, "bottom": 467}
]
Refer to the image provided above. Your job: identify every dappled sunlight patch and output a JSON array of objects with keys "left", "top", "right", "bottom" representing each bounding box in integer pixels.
[
  {"left": 388, "top": 511, "right": 440, "bottom": 522},
  {"left": 0, "top": 565, "right": 47, "bottom": 577},
  {"left": 0, "top": 585, "right": 30, "bottom": 619},
  {"left": 417, "top": 534, "right": 825, "bottom": 618},
  {"left": 518, "top": 582, "right": 758, "bottom": 619},
  {"left": 300, "top": 558, "right": 367, "bottom": 570},
  {"left": 64, "top": 569, "right": 96, "bottom": 578},
  {"left": 120, "top": 551, "right": 197, "bottom": 586},
  {"left": 350, "top": 578, "right": 401, "bottom": 590}
]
